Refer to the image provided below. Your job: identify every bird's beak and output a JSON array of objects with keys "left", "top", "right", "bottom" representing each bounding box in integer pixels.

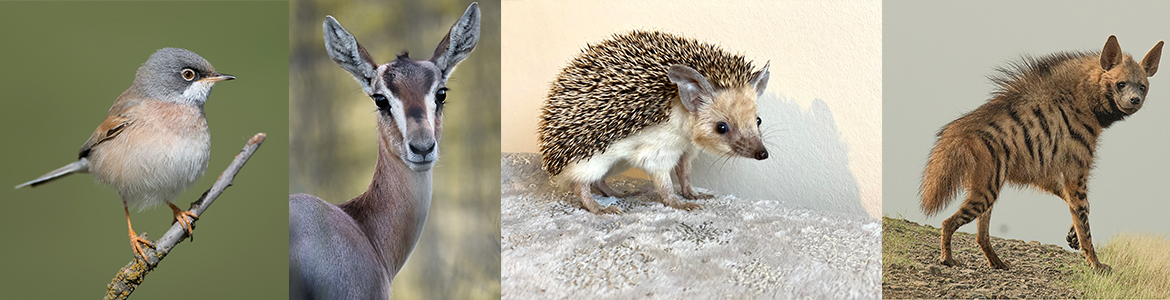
[{"left": 203, "top": 73, "right": 236, "bottom": 83}]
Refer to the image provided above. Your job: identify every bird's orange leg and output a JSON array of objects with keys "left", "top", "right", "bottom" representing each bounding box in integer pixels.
[
  {"left": 124, "top": 201, "right": 154, "bottom": 261},
  {"left": 168, "top": 202, "right": 198, "bottom": 239}
]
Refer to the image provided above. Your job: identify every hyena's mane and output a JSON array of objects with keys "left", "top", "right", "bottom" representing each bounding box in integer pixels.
[{"left": 987, "top": 51, "right": 1096, "bottom": 98}]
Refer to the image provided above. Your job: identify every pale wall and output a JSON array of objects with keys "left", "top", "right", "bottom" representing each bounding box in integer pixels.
[{"left": 501, "top": 0, "right": 882, "bottom": 217}]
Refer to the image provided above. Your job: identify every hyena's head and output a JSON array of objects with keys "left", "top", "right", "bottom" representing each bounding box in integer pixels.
[
  {"left": 1099, "top": 35, "right": 1163, "bottom": 115},
  {"left": 669, "top": 63, "right": 770, "bottom": 161}
]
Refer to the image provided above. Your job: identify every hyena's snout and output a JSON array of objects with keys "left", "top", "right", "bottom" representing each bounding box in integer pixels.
[{"left": 1130, "top": 96, "right": 1143, "bottom": 105}]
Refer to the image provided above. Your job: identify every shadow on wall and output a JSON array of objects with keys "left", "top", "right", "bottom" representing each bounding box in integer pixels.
[{"left": 691, "top": 92, "right": 865, "bottom": 216}]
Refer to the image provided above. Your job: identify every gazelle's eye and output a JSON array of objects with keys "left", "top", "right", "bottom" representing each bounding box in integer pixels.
[
  {"left": 182, "top": 69, "right": 196, "bottom": 81},
  {"left": 371, "top": 94, "right": 390, "bottom": 110},
  {"left": 436, "top": 87, "right": 448, "bottom": 105}
]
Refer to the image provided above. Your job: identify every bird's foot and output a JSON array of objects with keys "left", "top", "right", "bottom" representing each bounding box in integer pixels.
[{"left": 169, "top": 203, "right": 199, "bottom": 240}]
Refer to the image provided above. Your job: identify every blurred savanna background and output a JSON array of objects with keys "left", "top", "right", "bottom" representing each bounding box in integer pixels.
[
  {"left": 0, "top": 1, "right": 289, "bottom": 299},
  {"left": 289, "top": 0, "right": 501, "bottom": 299}
]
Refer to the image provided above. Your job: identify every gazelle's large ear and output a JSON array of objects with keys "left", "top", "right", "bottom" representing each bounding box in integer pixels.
[
  {"left": 1141, "top": 41, "right": 1163, "bottom": 77},
  {"left": 430, "top": 2, "right": 481, "bottom": 80},
  {"left": 323, "top": 15, "right": 378, "bottom": 94},
  {"left": 1101, "top": 35, "right": 1124, "bottom": 71},
  {"left": 750, "top": 61, "right": 770, "bottom": 97},
  {"left": 668, "top": 64, "right": 716, "bottom": 113}
]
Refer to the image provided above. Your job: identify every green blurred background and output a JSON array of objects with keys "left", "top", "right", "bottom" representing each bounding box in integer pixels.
[
  {"left": 289, "top": 0, "right": 500, "bottom": 299},
  {"left": 0, "top": 2, "right": 289, "bottom": 299}
]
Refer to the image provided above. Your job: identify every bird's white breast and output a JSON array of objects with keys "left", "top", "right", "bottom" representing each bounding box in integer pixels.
[{"left": 90, "top": 102, "right": 211, "bottom": 211}]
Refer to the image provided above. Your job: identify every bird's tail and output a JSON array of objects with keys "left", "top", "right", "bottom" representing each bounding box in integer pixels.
[
  {"left": 15, "top": 158, "right": 89, "bottom": 189},
  {"left": 920, "top": 137, "right": 972, "bottom": 216}
]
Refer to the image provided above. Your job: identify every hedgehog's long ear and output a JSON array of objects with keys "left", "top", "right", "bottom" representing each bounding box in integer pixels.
[
  {"left": 430, "top": 2, "right": 480, "bottom": 81},
  {"left": 1101, "top": 35, "right": 1124, "bottom": 71},
  {"left": 1141, "top": 41, "right": 1163, "bottom": 77},
  {"left": 668, "top": 64, "right": 715, "bottom": 113},
  {"left": 750, "top": 61, "right": 770, "bottom": 97},
  {"left": 323, "top": 15, "right": 378, "bottom": 94}
]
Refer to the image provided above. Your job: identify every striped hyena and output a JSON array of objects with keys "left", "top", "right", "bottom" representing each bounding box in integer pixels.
[{"left": 920, "top": 35, "right": 1163, "bottom": 271}]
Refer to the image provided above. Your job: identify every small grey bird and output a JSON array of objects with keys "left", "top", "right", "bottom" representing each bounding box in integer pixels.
[{"left": 15, "top": 47, "right": 235, "bottom": 260}]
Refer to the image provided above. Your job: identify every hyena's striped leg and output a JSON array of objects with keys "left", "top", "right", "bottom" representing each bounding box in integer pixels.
[
  {"left": 939, "top": 189, "right": 999, "bottom": 267},
  {"left": 977, "top": 208, "right": 1009, "bottom": 269},
  {"left": 1062, "top": 174, "right": 1111, "bottom": 271}
]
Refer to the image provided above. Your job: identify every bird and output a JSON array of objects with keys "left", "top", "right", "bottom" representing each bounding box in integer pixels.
[{"left": 15, "top": 47, "right": 235, "bottom": 261}]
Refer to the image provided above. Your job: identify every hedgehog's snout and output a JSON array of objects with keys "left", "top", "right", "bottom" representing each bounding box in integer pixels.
[{"left": 755, "top": 148, "right": 769, "bottom": 160}]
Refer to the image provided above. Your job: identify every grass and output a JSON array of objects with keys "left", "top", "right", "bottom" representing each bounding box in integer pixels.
[
  {"left": 881, "top": 216, "right": 937, "bottom": 271},
  {"left": 1066, "top": 233, "right": 1170, "bottom": 299}
]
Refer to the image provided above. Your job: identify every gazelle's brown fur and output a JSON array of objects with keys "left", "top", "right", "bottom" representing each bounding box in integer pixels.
[
  {"left": 288, "top": 3, "right": 480, "bottom": 299},
  {"left": 921, "top": 35, "right": 1162, "bottom": 271}
]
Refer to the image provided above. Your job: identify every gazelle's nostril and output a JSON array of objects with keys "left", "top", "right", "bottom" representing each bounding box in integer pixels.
[
  {"left": 1130, "top": 97, "right": 1142, "bottom": 105},
  {"left": 409, "top": 142, "right": 435, "bottom": 155}
]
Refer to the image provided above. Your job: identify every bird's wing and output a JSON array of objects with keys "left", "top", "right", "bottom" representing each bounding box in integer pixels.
[{"left": 78, "top": 114, "right": 132, "bottom": 159}]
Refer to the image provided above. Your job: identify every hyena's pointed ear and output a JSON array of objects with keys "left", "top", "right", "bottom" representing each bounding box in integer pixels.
[
  {"left": 323, "top": 16, "right": 378, "bottom": 94},
  {"left": 430, "top": 2, "right": 481, "bottom": 81},
  {"left": 1141, "top": 41, "right": 1163, "bottom": 77},
  {"left": 1101, "top": 35, "right": 1124, "bottom": 71},
  {"left": 668, "top": 64, "right": 716, "bottom": 113},
  {"left": 750, "top": 61, "right": 770, "bottom": 97}
]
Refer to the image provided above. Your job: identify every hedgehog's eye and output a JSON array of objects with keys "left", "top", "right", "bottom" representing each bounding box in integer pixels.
[
  {"left": 1117, "top": 82, "right": 1126, "bottom": 89},
  {"left": 181, "top": 69, "right": 196, "bottom": 81},
  {"left": 436, "top": 87, "right": 448, "bottom": 106},
  {"left": 756, "top": 117, "right": 762, "bottom": 126},
  {"left": 715, "top": 122, "right": 728, "bottom": 134},
  {"left": 371, "top": 94, "right": 390, "bottom": 110}
]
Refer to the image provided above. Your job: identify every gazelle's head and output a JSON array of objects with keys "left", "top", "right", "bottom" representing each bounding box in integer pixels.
[{"left": 323, "top": 3, "right": 480, "bottom": 172}]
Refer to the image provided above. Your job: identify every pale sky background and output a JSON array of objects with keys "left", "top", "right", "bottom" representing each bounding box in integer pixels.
[
  {"left": 885, "top": 0, "right": 1170, "bottom": 247},
  {"left": 501, "top": 0, "right": 882, "bottom": 217}
]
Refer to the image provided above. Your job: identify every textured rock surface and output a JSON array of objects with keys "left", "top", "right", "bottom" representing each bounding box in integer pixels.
[{"left": 501, "top": 153, "right": 880, "bottom": 299}]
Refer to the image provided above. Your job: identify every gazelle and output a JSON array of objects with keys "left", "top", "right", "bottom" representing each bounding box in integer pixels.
[{"left": 289, "top": 3, "right": 480, "bottom": 299}]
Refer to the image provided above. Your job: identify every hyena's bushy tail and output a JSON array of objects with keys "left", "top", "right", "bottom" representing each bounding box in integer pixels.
[{"left": 920, "top": 136, "right": 973, "bottom": 216}]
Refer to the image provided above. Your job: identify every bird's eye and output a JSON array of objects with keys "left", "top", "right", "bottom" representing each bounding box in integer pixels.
[
  {"left": 1117, "top": 82, "right": 1126, "bottom": 89},
  {"left": 182, "top": 69, "right": 196, "bottom": 81},
  {"left": 436, "top": 87, "right": 448, "bottom": 105},
  {"left": 371, "top": 94, "right": 390, "bottom": 110},
  {"left": 715, "top": 122, "right": 728, "bottom": 134},
  {"left": 756, "top": 117, "right": 762, "bottom": 126}
]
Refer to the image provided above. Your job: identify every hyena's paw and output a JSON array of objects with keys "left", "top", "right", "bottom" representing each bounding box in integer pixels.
[
  {"left": 939, "top": 256, "right": 961, "bottom": 267},
  {"left": 1066, "top": 226, "right": 1080, "bottom": 250},
  {"left": 1093, "top": 262, "right": 1112, "bottom": 273},
  {"left": 988, "top": 258, "right": 1010, "bottom": 270}
]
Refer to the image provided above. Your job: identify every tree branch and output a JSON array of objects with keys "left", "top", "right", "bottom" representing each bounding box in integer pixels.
[{"left": 104, "top": 133, "right": 267, "bottom": 300}]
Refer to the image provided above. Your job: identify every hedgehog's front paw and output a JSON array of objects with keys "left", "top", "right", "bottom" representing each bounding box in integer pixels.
[
  {"left": 681, "top": 189, "right": 714, "bottom": 200},
  {"left": 598, "top": 206, "right": 623, "bottom": 214},
  {"left": 661, "top": 196, "right": 702, "bottom": 211}
]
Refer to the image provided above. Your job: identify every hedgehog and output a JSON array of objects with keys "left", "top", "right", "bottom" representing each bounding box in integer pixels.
[{"left": 538, "top": 30, "right": 771, "bottom": 214}]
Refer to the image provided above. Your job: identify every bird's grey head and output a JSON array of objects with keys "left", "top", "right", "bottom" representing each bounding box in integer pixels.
[{"left": 133, "top": 47, "right": 235, "bottom": 106}]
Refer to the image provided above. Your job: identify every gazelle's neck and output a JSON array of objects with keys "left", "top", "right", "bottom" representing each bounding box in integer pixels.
[{"left": 340, "top": 123, "right": 433, "bottom": 277}]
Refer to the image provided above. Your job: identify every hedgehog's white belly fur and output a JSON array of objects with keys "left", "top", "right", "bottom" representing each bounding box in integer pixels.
[{"left": 560, "top": 102, "right": 693, "bottom": 185}]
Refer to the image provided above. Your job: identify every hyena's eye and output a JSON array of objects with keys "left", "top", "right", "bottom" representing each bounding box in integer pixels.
[
  {"left": 1140, "top": 85, "right": 1147, "bottom": 93},
  {"left": 715, "top": 122, "right": 728, "bottom": 134},
  {"left": 1117, "top": 82, "right": 1127, "bottom": 89}
]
